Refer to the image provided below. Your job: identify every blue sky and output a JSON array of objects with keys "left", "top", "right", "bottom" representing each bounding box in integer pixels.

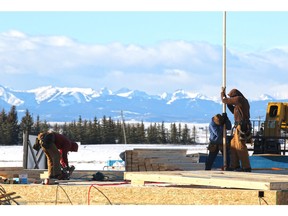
[
  {"left": 2, "top": 11, "right": 288, "bottom": 50},
  {"left": 1, "top": 1, "right": 288, "bottom": 100}
]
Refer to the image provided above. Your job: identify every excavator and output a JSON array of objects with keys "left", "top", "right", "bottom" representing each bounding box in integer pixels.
[{"left": 252, "top": 102, "right": 288, "bottom": 155}]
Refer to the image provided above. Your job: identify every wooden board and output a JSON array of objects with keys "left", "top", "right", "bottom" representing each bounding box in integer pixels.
[
  {"left": 124, "top": 148, "right": 202, "bottom": 172},
  {"left": 124, "top": 170, "right": 288, "bottom": 190}
]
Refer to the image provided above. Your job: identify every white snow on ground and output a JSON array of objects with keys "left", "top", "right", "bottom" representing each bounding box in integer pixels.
[
  {"left": 0, "top": 123, "right": 211, "bottom": 170},
  {"left": 0, "top": 125, "right": 256, "bottom": 170},
  {"left": 0, "top": 144, "right": 209, "bottom": 170}
]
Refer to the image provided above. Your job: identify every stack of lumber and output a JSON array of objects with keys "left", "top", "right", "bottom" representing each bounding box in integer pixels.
[{"left": 125, "top": 148, "right": 204, "bottom": 171}]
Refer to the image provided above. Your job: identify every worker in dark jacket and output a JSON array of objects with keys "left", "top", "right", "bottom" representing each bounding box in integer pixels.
[
  {"left": 52, "top": 133, "right": 78, "bottom": 169},
  {"left": 221, "top": 87, "right": 252, "bottom": 172},
  {"left": 34, "top": 132, "right": 78, "bottom": 179},
  {"left": 205, "top": 113, "right": 232, "bottom": 170}
]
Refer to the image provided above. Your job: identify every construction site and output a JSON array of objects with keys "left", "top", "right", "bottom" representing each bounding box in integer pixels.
[
  {"left": 1, "top": 12, "right": 288, "bottom": 207},
  {"left": 1, "top": 145, "right": 288, "bottom": 205},
  {"left": 2, "top": 100, "right": 288, "bottom": 205}
]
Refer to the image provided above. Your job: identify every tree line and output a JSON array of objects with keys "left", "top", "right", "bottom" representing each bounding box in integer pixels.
[{"left": 0, "top": 106, "right": 205, "bottom": 145}]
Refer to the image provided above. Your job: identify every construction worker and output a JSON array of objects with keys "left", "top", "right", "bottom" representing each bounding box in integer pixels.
[
  {"left": 221, "top": 87, "right": 252, "bottom": 172},
  {"left": 34, "top": 132, "right": 78, "bottom": 179},
  {"left": 205, "top": 113, "right": 232, "bottom": 170}
]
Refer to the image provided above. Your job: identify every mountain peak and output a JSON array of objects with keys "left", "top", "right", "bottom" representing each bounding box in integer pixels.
[
  {"left": 1, "top": 84, "right": 288, "bottom": 123},
  {"left": 0, "top": 85, "right": 24, "bottom": 106},
  {"left": 100, "top": 87, "right": 112, "bottom": 96},
  {"left": 27, "top": 86, "right": 57, "bottom": 103},
  {"left": 167, "top": 89, "right": 206, "bottom": 104},
  {"left": 259, "top": 94, "right": 274, "bottom": 101}
]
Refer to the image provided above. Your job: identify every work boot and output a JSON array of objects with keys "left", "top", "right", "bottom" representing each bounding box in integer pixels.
[
  {"left": 226, "top": 166, "right": 241, "bottom": 171},
  {"left": 243, "top": 167, "right": 252, "bottom": 172},
  {"left": 68, "top": 165, "right": 75, "bottom": 173},
  {"left": 235, "top": 167, "right": 244, "bottom": 172},
  {"left": 56, "top": 172, "right": 69, "bottom": 180},
  {"left": 234, "top": 167, "right": 252, "bottom": 172}
]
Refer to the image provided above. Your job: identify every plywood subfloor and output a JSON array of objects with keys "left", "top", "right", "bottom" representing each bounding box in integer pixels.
[
  {"left": 2, "top": 167, "right": 288, "bottom": 205},
  {"left": 2, "top": 179, "right": 288, "bottom": 205},
  {"left": 124, "top": 170, "right": 288, "bottom": 190},
  {"left": 2, "top": 168, "right": 288, "bottom": 205}
]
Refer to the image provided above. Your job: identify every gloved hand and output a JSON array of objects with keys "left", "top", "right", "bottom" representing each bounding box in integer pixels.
[
  {"left": 221, "top": 87, "right": 226, "bottom": 98},
  {"left": 33, "top": 138, "right": 41, "bottom": 151},
  {"left": 222, "top": 112, "right": 227, "bottom": 121}
]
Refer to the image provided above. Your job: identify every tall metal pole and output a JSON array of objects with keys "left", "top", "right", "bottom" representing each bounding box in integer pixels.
[
  {"left": 222, "top": 11, "right": 227, "bottom": 170},
  {"left": 121, "top": 110, "right": 127, "bottom": 144}
]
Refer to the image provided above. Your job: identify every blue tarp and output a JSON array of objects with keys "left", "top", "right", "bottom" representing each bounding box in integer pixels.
[
  {"left": 199, "top": 154, "right": 288, "bottom": 169},
  {"left": 107, "top": 159, "right": 123, "bottom": 166}
]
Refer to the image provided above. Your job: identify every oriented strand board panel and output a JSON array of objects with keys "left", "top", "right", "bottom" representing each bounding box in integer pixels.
[
  {"left": 1, "top": 183, "right": 287, "bottom": 205},
  {"left": 124, "top": 170, "right": 288, "bottom": 190}
]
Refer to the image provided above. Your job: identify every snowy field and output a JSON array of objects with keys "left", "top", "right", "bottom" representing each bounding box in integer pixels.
[
  {"left": 0, "top": 144, "right": 209, "bottom": 170},
  {"left": 0, "top": 123, "right": 212, "bottom": 170}
]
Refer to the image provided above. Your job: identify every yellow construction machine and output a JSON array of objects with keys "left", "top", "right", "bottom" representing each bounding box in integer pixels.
[{"left": 253, "top": 102, "right": 288, "bottom": 155}]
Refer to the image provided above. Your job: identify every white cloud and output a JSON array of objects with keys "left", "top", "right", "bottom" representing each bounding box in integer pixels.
[
  {"left": 2, "top": 30, "right": 26, "bottom": 38},
  {"left": 164, "top": 69, "right": 188, "bottom": 77},
  {"left": 1, "top": 30, "right": 288, "bottom": 100}
]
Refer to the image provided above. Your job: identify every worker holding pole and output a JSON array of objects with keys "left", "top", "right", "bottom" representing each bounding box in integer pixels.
[
  {"left": 222, "top": 11, "right": 228, "bottom": 170},
  {"left": 221, "top": 88, "right": 252, "bottom": 172},
  {"left": 221, "top": 12, "right": 251, "bottom": 172}
]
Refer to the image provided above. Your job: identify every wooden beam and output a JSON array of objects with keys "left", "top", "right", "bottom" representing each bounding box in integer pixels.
[{"left": 124, "top": 170, "right": 288, "bottom": 190}]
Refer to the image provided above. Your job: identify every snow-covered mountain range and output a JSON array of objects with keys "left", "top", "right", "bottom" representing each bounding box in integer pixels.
[{"left": 0, "top": 85, "right": 286, "bottom": 123}]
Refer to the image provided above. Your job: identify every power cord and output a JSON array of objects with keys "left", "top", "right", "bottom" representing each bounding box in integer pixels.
[
  {"left": 87, "top": 184, "right": 112, "bottom": 205},
  {"left": 55, "top": 185, "right": 73, "bottom": 205},
  {"left": 258, "top": 191, "right": 268, "bottom": 205},
  {"left": 258, "top": 197, "right": 269, "bottom": 205}
]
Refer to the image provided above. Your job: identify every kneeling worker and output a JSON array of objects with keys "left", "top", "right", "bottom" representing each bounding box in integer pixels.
[
  {"left": 205, "top": 113, "right": 232, "bottom": 170},
  {"left": 34, "top": 132, "right": 78, "bottom": 180}
]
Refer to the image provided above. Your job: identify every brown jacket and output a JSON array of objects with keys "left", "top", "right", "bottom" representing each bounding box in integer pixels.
[{"left": 221, "top": 89, "right": 250, "bottom": 123}]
